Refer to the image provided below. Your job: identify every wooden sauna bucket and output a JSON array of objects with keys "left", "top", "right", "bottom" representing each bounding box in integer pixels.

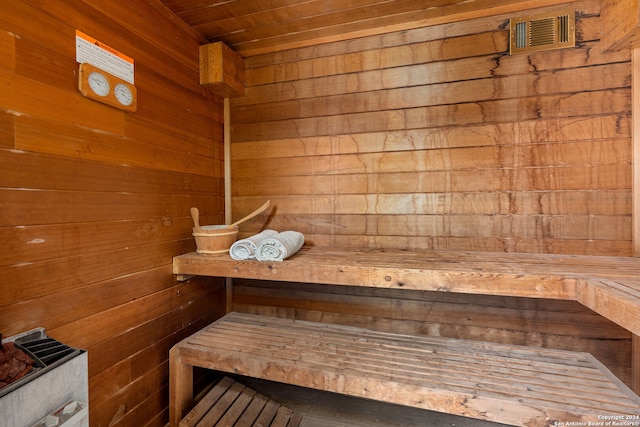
[{"left": 192, "top": 225, "right": 239, "bottom": 254}]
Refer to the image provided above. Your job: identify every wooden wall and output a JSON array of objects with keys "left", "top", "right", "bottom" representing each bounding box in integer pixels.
[
  {"left": 231, "top": 0, "right": 632, "bottom": 256},
  {"left": 229, "top": 0, "right": 635, "bottom": 388},
  {"left": 0, "top": 1, "right": 225, "bottom": 426},
  {"left": 0, "top": 0, "right": 634, "bottom": 423}
]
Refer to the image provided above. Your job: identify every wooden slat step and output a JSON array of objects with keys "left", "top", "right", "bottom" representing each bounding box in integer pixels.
[
  {"left": 176, "top": 312, "right": 640, "bottom": 427},
  {"left": 180, "top": 376, "right": 303, "bottom": 427}
]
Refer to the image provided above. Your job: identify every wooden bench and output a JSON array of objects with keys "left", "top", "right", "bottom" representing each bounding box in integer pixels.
[
  {"left": 171, "top": 312, "right": 640, "bottom": 427},
  {"left": 171, "top": 247, "right": 640, "bottom": 426},
  {"left": 174, "top": 247, "right": 640, "bottom": 336}
]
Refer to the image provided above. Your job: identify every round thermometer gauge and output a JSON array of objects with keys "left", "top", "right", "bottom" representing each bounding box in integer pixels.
[
  {"left": 79, "top": 63, "right": 137, "bottom": 112},
  {"left": 87, "top": 71, "right": 110, "bottom": 97},
  {"left": 114, "top": 83, "right": 134, "bottom": 106}
]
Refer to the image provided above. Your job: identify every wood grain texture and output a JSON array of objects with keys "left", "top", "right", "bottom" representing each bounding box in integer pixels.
[
  {"left": 635, "top": 335, "right": 640, "bottom": 394},
  {"left": 1, "top": 1, "right": 225, "bottom": 426},
  {"left": 174, "top": 247, "right": 640, "bottom": 341},
  {"left": 177, "top": 244, "right": 640, "bottom": 387},
  {"left": 232, "top": 279, "right": 632, "bottom": 386},
  {"left": 170, "top": 312, "right": 640, "bottom": 426},
  {"left": 634, "top": 49, "right": 640, "bottom": 255},
  {"left": 199, "top": 42, "right": 246, "bottom": 98},
  {"left": 601, "top": 0, "right": 640, "bottom": 52},
  {"left": 3, "top": 1, "right": 638, "bottom": 425},
  {"left": 161, "top": 0, "right": 589, "bottom": 56},
  {"left": 230, "top": 0, "right": 633, "bottom": 256},
  {"left": 179, "top": 376, "right": 302, "bottom": 427}
]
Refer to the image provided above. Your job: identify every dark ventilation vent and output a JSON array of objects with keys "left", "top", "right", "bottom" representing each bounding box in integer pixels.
[{"left": 510, "top": 10, "right": 575, "bottom": 54}]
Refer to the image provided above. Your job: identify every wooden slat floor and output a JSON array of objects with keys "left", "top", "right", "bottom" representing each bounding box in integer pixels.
[
  {"left": 180, "top": 376, "right": 303, "bottom": 427},
  {"left": 180, "top": 375, "right": 508, "bottom": 427},
  {"left": 238, "top": 376, "right": 510, "bottom": 427}
]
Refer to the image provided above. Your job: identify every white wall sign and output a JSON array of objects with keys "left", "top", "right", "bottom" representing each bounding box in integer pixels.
[{"left": 75, "top": 30, "right": 134, "bottom": 84}]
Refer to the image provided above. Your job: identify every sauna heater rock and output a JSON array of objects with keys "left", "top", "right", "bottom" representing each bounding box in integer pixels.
[{"left": 0, "top": 328, "right": 88, "bottom": 427}]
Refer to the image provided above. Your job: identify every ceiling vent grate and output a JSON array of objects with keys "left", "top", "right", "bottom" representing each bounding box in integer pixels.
[{"left": 509, "top": 10, "right": 575, "bottom": 54}]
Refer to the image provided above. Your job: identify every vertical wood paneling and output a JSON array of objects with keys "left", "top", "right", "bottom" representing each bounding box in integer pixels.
[
  {"left": 633, "top": 48, "right": 640, "bottom": 256},
  {"left": 634, "top": 334, "right": 640, "bottom": 394},
  {"left": 231, "top": 0, "right": 633, "bottom": 256},
  {"left": 0, "top": 1, "right": 225, "bottom": 426}
]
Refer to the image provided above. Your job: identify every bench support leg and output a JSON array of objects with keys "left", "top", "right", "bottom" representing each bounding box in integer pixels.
[
  {"left": 225, "top": 277, "right": 233, "bottom": 313},
  {"left": 170, "top": 346, "right": 193, "bottom": 427},
  {"left": 633, "top": 334, "right": 640, "bottom": 395}
]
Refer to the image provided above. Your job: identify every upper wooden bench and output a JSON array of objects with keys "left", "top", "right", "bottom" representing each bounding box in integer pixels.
[{"left": 173, "top": 247, "right": 640, "bottom": 336}]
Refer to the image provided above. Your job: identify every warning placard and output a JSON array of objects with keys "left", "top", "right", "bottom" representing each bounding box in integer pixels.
[{"left": 75, "top": 30, "right": 134, "bottom": 84}]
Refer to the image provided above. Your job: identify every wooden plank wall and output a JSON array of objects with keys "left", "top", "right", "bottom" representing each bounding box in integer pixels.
[
  {"left": 231, "top": 0, "right": 632, "bottom": 256},
  {"left": 229, "top": 0, "right": 635, "bottom": 389},
  {"left": 0, "top": 1, "right": 225, "bottom": 426}
]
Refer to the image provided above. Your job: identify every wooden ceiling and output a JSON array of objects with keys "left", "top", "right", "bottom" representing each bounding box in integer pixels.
[{"left": 158, "top": 0, "right": 576, "bottom": 57}]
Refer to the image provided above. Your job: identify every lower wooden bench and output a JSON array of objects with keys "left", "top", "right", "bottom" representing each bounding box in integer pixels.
[
  {"left": 180, "top": 376, "right": 303, "bottom": 427},
  {"left": 170, "top": 312, "right": 640, "bottom": 427}
]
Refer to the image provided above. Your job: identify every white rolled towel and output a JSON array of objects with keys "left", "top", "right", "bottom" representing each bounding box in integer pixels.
[
  {"left": 255, "top": 231, "right": 305, "bottom": 262},
  {"left": 229, "top": 229, "right": 279, "bottom": 260}
]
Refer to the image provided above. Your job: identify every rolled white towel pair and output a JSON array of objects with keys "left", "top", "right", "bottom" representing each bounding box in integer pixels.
[
  {"left": 230, "top": 230, "right": 304, "bottom": 261},
  {"left": 229, "top": 229, "right": 277, "bottom": 260}
]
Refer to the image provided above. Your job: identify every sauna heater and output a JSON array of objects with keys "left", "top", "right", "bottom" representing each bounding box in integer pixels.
[{"left": 0, "top": 328, "right": 88, "bottom": 427}]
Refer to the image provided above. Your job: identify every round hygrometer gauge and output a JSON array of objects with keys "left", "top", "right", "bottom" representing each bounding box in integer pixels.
[{"left": 114, "top": 83, "right": 134, "bottom": 106}]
